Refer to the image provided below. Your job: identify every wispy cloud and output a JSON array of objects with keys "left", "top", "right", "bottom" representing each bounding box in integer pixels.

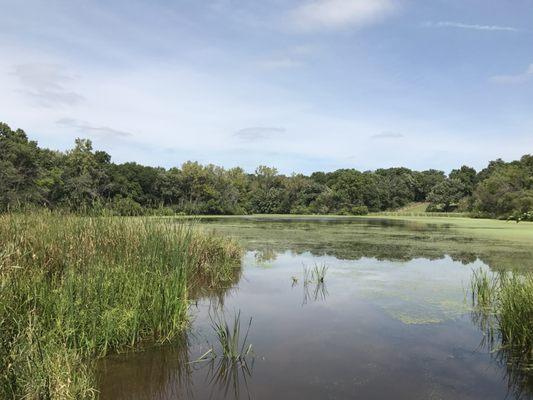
[
  {"left": 56, "top": 118, "right": 133, "bottom": 139},
  {"left": 256, "top": 44, "right": 319, "bottom": 70},
  {"left": 371, "top": 131, "right": 404, "bottom": 140},
  {"left": 287, "top": 0, "right": 396, "bottom": 33},
  {"left": 257, "top": 57, "right": 303, "bottom": 70},
  {"left": 490, "top": 64, "right": 533, "bottom": 84},
  {"left": 12, "top": 63, "right": 85, "bottom": 107},
  {"left": 424, "top": 21, "right": 518, "bottom": 32},
  {"left": 234, "top": 127, "right": 286, "bottom": 141}
]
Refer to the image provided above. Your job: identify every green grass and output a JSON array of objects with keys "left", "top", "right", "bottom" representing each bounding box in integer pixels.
[
  {"left": 372, "top": 215, "right": 533, "bottom": 243},
  {"left": 470, "top": 268, "right": 533, "bottom": 395},
  {"left": 0, "top": 212, "right": 242, "bottom": 399},
  {"left": 209, "top": 311, "right": 253, "bottom": 363},
  {"left": 191, "top": 311, "right": 254, "bottom": 399}
]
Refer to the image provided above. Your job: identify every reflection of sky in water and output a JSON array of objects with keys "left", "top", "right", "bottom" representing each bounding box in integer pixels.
[
  {"left": 98, "top": 219, "right": 531, "bottom": 400},
  {"left": 245, "top": 251, "right": 482, "bottom": 324}
]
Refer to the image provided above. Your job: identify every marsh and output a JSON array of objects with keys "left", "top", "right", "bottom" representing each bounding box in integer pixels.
[{"left": 98, "top": 217, "right": 533, "bottom": 400}]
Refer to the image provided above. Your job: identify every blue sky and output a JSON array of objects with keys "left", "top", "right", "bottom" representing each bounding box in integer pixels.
[{"left": 1, "top": 0, "right": 532, "bottom": 173}]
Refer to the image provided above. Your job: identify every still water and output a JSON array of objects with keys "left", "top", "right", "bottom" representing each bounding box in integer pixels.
[{"left": 98, "top": 217, "right": 533, "bottom": 399}]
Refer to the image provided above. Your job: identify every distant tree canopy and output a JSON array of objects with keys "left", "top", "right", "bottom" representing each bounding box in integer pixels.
[{"left": 1, "top": 122, "right": 531, "bottom": 219}]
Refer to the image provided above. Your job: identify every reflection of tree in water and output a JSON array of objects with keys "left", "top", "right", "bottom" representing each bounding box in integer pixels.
[
  {"left": 471, "top": 299, "right": 533, "bottom": 398},
  {"left": 243, "top": 236, "right": 531, "bottom": 272},
  {"left": 205, "top": 218, "right": 533, "bottom": 271}
]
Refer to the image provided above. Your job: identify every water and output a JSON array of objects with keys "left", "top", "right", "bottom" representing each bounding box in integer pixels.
[{"left": 98, "top": 217, "right": 533, "bottom": 399}]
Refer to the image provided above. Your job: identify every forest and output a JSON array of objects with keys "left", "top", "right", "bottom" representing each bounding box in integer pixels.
[{"left": 1, "top": 122, "right": 532, "bottom": 220}]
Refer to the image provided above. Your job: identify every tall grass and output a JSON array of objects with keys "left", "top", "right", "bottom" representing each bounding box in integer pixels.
[
  {"left": 210, "top": 311, "right": 253, "bottom": 363},
  {"left": 0, "top": 211, "right": 242, "bottom": 399},
  {"left": 470, "top": 268, "right": 533, "bottom": 397}
]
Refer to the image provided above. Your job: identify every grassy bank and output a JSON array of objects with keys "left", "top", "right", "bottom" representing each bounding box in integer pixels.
[
  {"left": 0, "top": 212, "right": 242, "bottom": 399},
  {"left": 367, "top": 215, "right": 533, "bottom": 244}
]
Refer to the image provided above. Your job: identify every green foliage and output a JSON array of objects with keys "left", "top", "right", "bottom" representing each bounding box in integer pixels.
[
  {"left": 208, "top": 311, "right": 253, "bottom": 363},
  {"left": 0, "top": 122, "right": 531, "bottom": 219},
  {"left": 473, "top": 155, "right": 533, "bottom": 218},
  {"left": 449, "top": 165, "right": 477, "bottom": 195},
  {"left": 108, "top": 195, "right": 144, "bottom": 216},
  {"left": 427, "top": 179, "right": 467, "bottom": 211},
  {"left": 0, "top": 212, "right": 242, "bottom": 399}
]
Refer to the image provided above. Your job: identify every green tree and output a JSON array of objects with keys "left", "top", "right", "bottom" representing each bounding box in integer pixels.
[
  {"left": 449, "top": 165, "right": 477, "bottom": 195},
  {"left": 427, "top": 179, "right": 466, "bottom": 211},
  {"left": 0, "top": 123, "right": 44, "bottom": 209}
]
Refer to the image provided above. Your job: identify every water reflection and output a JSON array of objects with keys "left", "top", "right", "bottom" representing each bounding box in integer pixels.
[
  {"left": 195, "top": 354, "right": 254, "bottom": 400},
  {"left": 203, "top": 217, "right": 533, "bottom": 271},
  {"left": 98, "top": 218, "right": 533, "bottom": 400},
  {"left": 471, "top": 300, "right": 533, "bottom": 399},
  {"left": 98, "top": 334, "right": 193, "bottom": 400}
]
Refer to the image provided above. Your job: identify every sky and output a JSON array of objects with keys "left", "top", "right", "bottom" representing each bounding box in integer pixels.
[{"left": 1, "top": 0, "right": 532, "bottom": 174}]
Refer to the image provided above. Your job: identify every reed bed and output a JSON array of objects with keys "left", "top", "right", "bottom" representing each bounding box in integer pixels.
[
  {"left": 470, "top": 269, "right": 533, "bottom": 351},
  {"left": 470, "top": 268, "right": 533, "bottom": 395},
  {"left": 0, "top": 212, "right": 242, "bottom": 399}
]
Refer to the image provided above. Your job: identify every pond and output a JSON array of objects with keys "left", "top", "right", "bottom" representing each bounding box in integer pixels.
[{"left": 98, "top": 217, "right": 533, "bottom": 399}]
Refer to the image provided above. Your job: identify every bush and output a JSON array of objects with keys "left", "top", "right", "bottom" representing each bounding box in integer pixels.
[
  {"left": 350, "top": 205, "right": 369, "bottom": 215},
  {"left": 109, "top": 196, "right": 144, "bottom": 216}
]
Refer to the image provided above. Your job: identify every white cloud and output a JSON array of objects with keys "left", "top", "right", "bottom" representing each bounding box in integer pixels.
[
  {"left": 56, "top": 118, "right": 133, "bottom": 139},
  {"left": 12, "top": 63, "right": 85, "bottom": 107},
  {"left": 424, "top": 21, "right": 518, "bottom": 32},
  {"left": 287, "top": 0, "right": 396, "bottom": 33},
  {"left": 490, "top": 64, "right": 533, "bottom": 84}
]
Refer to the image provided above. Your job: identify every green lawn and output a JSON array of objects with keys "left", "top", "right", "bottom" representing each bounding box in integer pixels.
[{"left": 365, "top": 215, "right": 533, "bottom": 244}]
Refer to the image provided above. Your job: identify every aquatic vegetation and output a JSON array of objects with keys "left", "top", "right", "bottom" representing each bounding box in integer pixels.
[
  {"left": 301, "top": 264, "right": 329, "bottom": 305},
  {"left": 302, "top": 263, "right": 328, "bottom": 284},
  {"left": 470, "top": 268, "right": 499, "bottom": 309},
  {"left": 95, "top": 218, "right": 533, "bottom": 399},
  {"left": 204, "top": 217, "right": 533, "bottom": 271},
  {"left": 205, "top": 353, "right": 253, "bottom": 400},
  {"left": 191, "top": 311, "right": 254, "bottom": 399},
  {"left": 0, "top": 212, "right": 242, "bottom": 399},
  {"left": 312, "top": 263, "right": 328, "bottom": 283},
  {"left": 470, "top": 269, "right": 533, "bottom": 350},
  {"left": 303, "top": 280, "right": 328, "bottom": 305},
  {"left": 208, "top": 311, "right": 253, "bottom": 363},
  {"left": 470, "top": 268, "right": 533, "bottom": 397}
]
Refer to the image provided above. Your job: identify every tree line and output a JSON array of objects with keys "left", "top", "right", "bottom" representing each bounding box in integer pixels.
[{"left": 1, "top": 122, "right": 532, "bottom": 219}]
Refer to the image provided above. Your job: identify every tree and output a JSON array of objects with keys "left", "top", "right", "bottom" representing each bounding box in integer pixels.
[
  {"left": 449, "top": 165, "right": 477, "bottom": 196},
  {"left": 61, "top": 139, "right": 111, "bottom": 210},
  {"left": 427, "top": 179, "right": 466, "bottom": 211},
  {"left": 0, "top": 123, "right": 44, "bottom": 209},
  {"left": 413, "top": 169, "right": 446, "bottom": 201},
  {"left": 0, "top": 121, "right": 531, "bottom": 219}
]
